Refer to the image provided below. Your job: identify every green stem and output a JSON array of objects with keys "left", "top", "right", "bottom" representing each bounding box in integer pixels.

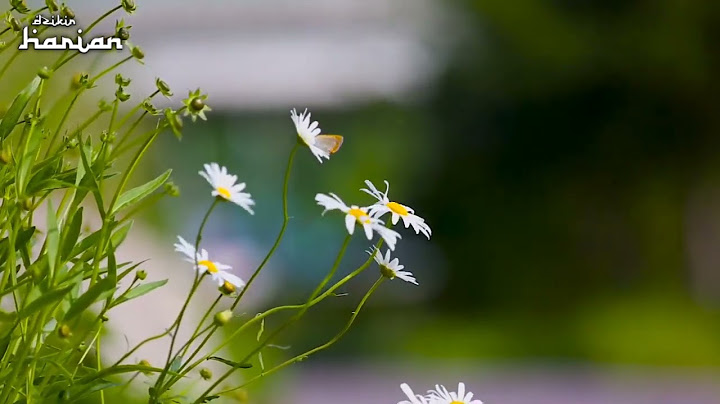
[
  {"left": 196, "top": 234, "right": 353, "bottom": 399},
  {"left": 208, "top": 277, "right": 385, "bottom": 401},
  {"left": 179, "top": 294, "right": 222, "bottom": 359}
]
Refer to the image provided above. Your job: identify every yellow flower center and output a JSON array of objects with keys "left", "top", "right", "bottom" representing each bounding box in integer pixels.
[
  {"left": 450, "top": 402, "right": 464, "bottom": 404},
  {"left": 198, "top": 260, "right": 218, "bottom": 274},
  {"left": 387, "top": 202, "right": 408, "bottom": 216},
  {"left": 348, "top": 208, "right": 371, "bottom": 224},
  {"left": 216, "top": 187, "right": 231, "bottom": 199}
]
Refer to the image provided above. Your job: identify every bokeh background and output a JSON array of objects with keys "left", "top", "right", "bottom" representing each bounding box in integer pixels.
[{"left": 5, "top": 0, "right": 720, "bottom": 403}]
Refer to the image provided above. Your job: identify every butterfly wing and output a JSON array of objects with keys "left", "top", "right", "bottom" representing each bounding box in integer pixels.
[{"left": 314, "top": 135, "right": 343, "bottom": 154}]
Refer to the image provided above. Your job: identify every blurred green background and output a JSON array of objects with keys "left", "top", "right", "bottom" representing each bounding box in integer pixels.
[{"left": 3, "top": 0, "right": 720, "bottom": 402}]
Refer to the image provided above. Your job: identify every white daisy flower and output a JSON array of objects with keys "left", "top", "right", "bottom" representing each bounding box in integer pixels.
[
  {"left": 361, "top": 180, "right": 431, "bottom": 239},
  {"left": 199, "top": 163, "right": 255, "bottom": 214},
  {"left": 174, "top": 236, "right": 246, "bottom": 289},
  {"left": 290, "top": 108, "right": 343, "bottom": 163},
  {"left": 368, "top": 247, "right": 418, "bottom": 285},
  {"left": 398, "top": 383, "right": 433, "bottom": 404},
  {"left": 315, "top": 192, "right": 401, "bottom": 250},
  {"left": 427, "top": 382, "right": 482, "bottom": 404}
]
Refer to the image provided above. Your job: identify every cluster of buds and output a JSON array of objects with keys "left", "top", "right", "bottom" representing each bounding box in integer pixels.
[{"left": 115, "top": 74, "right": 131, "bottom": 102}]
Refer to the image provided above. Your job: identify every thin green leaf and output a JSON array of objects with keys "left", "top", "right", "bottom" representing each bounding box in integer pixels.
[
  {"left": 18, "top": 284, "right": 74, "bottom": 320},
  {"left": 60, "top": 207, "right": 83, "bottom": 261},
  {"left": 111, "top": 279, "right": 167, "bottom": 307},
  {"left": 46, "top": 200, "right": 60, "bottom": 277},
  {"left": 64, "top": 278, "right": 115, "bottom": 321},
  {"left": 0, "top": 77, "right": 41, "bottom": 140},
  {"left": 111, "top": 169, "right": 171, "bottom": 215},
  {"left": 206, "top": 357, "right": 252, "bottom": 369}
]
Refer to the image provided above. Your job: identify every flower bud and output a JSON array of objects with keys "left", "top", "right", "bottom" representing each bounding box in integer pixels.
[
  {"left": 7, "top": 16, "right": 20, "bottom": 32},
  {"left": 121, "top": 0, "right": 136, "bottom": 14},
  {"left": 115, "top": 86, "right": 131, "bottom": 102},
  {"left": 10, "top": 0, "right": 30, "bottom": 14},
  {"left": 100, "top": 314, "right": 109, "bottom": 322},
  {"left": 135, "top": 270, "right": 147, "bottom": 280},
  {"left": 220, "top": 281, "right": 236, "bottom": 296},
  {"left": 37, "top": 66, "right": 52, "bottom": 80},
  {"left": 45, "top": 0, "right": 59, "bottom": 13},
  {"left": 190, "top": 97, "right": 204, "bottom": 112},
  {"left": 71, "top": 72, "right": 88, "bottom": 90},
  {"left": 141, "top": 99, "right": 159, "bottom": 115},
  {"left": 65, "top": 137, "right": 79, "bottom": 149},
  {"left": 163, "top": 182, "right": 180, "bottom": 197},
  {"left": 58, "top": 324, "right": 72, "bottom": 338},
  {"left": 0, "top": 146, "right": 11, "bottom": 165},
  {"left": 21, "top": 198, "right": 33, "bottom": 211},
  {"left": 131, "top": 45, "right": 144, "bottom": 60},
  {"left": 199, "top": 368, "right": 212, "bottom": 380},
  {"left": 117, "top": 27, "right": 130, "bottom": 41},
  {"left": 213, "top": 310, "right": 232, "bottom": 327},
  {"left": 155, "top": 77, "right": 173, "bottom": 97},
  {"left": 98, "top": 99, "right": 112, "bottom": 112},
  {"left": 114, "top": 73, "right": 131, "bottom": 87},
  {"left": 138, "top": 359, "right": 152, "bottom": 375},
  {"left": 100, "top": 131, "right": 116, "bottom": 144},
  {"left": 60, "top": 4, "right": 75, "bottom": 19}
]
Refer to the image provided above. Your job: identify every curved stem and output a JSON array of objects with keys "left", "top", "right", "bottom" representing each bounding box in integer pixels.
[{"left": 210, "top": 277, "right": 385, "bottom": 400}]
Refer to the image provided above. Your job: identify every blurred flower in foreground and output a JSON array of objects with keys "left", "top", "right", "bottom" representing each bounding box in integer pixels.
[
  {"left": 199, "top": 163, "right": 255, "bottom": 214},
  {"left": 398, "top": 383, "right": 433, "bottom": 404},
  {"left": 315, "top": 193, "right": 400, "bottom": 250},
  {"left": 428, "top": 382, "right": 483, "bottom": 404},
  {"left": 174, "top": 236, "right": 245, "bottom": 289},
  {"left": 368, "top": 247, "right": 417, "bottom": 285},
  {"left": 290, "top": 108, "right": 343, "bottom": 163},
  {"left": 398, "top": 382, "right": 483, "bottom": 404},
  {"left": 362, "top": 180, "right": 431, "bottom": 239}
]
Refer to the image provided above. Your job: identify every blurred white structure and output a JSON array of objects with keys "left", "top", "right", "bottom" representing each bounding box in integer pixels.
[{"left": 81, "top": 0, "right": 453, "bottom": 109}]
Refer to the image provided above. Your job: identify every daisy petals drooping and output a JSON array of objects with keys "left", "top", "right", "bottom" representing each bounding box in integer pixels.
[
  {"left": 199, "top": 163, "right": 255, "bottom": 214},
  {"left": 173, "top": 236, "right": 245, "bottom": 290},
  {"left": 361, "top": 180, "right": 431, "bottom": 239},
  {"left": 291, "top": 108, "right": 343, "bottom": 163},
  {"left": 397, "top": 383, "right": 432, "bottom": 404},
  {"left": 314, "top": 192, "right": 401, "bottom": 250},
  {"left": 368, "top": 247, "right": 418, "bottom": 285}
]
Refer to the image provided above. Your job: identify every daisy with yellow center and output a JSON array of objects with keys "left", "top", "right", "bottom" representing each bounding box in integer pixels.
[
  {"left": 427, "top": 382, "right": 482, "bottom": 404},
  {"left": 290, "top": 108, "right": 343, "bottom": 163},
  {"left": 199, "top": 163, "right": 255, "bottom": 214},
  {"left": 397, "top": 383, "right": 433, "bottom": 404},
  {"left": 361, "top": 180, "right": 431, "bottom": 240},
  {"left": 368, "top": 247, "right": 418, "bottom": 285},
  {"left": 315, "top": 192, "right": 401, "bottom": 250},
  {"left": 174, "top": 236, "right": 245, "bottom": 289}
]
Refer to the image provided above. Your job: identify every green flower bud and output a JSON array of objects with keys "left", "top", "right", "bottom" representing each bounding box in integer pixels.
[
  {"left": 0, "top": 146, "right": 11, "bottom": 165},
  {"left": 199, "top": 368, "right": 212, "bottom": 380},
  {"left": 98, "top": 98, "right": 113, "bottom": 112},
  {"left": 117, "top": 27, "right": 130, "bottom": 40},
  {"left": 190, "top": 97, "right": 204, "bottom": 112},
  {"left": 100, "top": 131, "right": 116, "bottom": 144},
  {"left": 135, "top": 270, "right": 147, "bottom": 280},
  {"left": 138, "top": 359, "right": 152, "bottom": 375},
  {"left": 58, "top": 324, "right": 72, "bottom": 338},
  {"left": 182, "top": 89, "right": 211, "bottom": 122},
  {"left": 100, "top": 314, "right": 109, "bottom": 322},
  {"left": 131, "top": 44, "right": 144, "bottom": 60},
  {"left": 65, "top": 137, "right": 79, "bottom": 149},
  {"left": 163, "top": 182, "right": 180, "bottom": 197},
  {"left": 38, "top": 66, "right": 52, "bottom": 80},
  {"left": 60, "top": 4, "right": 75, "bottom": 19},
  {"left": 21, "top": 198, "right": 33, "bottom": 211},
  {"left": 7, "top": 16, "right": 20, "bottom": 32},
  {"left": 10, "top": 0, "right": 30, "bottom": 14},
  {"left": 141, "top": 99, "right": 159, "bottom": 115},
  {"left": 71, "top": 72, "right": 89, "bottom": 90},
  {"left": 219, "top": 280, "right": 236, "bottom": 296},
  {"left": 45, "top": 0, "right": 59, "bottom": 13},
  {"left": 155, "top": 77, "right": 173, "bottom": 97},
  {"left": 115, "top": 73, "right": 131, "bottom": 87},
  {"left": 121, "top": 0, "right": 136, "bottom": 14},
  {"left": 213, "top": 310, "right": 232, "bottom": 326},
  {"left": 115, "top": 86, "right": 130, "bottom": 102}
]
